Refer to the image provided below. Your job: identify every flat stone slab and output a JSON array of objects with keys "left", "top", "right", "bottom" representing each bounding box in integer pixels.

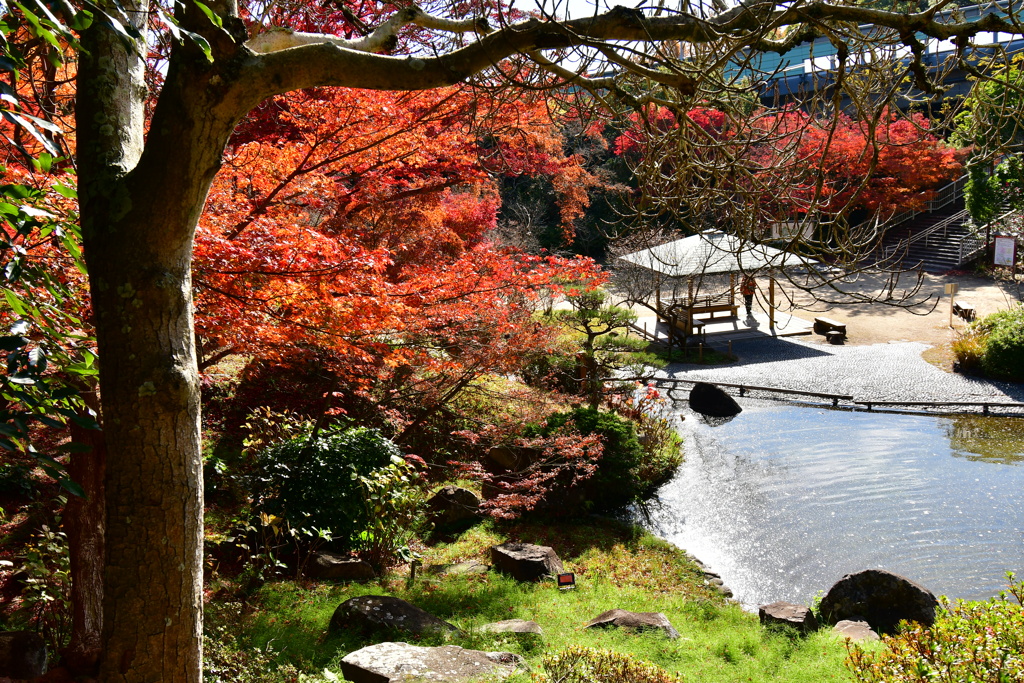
[
  {"left": 305, "top": 551, "right": 376, "bottom": 581},
  {"left": 584, "top": 609, "right": 680, "bottom": 639},
  {"left": 329, "top": 596, "right": 457, "bottom": 635},
  {"left": 833, "top": 619, "right": 880, "bottom": 642},
  {"left": 759, "top": 601, "right": 819, "bottom": 633},
  {"left": 490, "top": 542, "right": 563, "bottom": 582},
  {"left": 340, "top": 642, "right": 523, "bottom": 682},
  {"left": 425, "top": 560, "right": 490, "bottom": 577},
  {"left": 477, "top": 619, "right": 543, "bottom": 635}
]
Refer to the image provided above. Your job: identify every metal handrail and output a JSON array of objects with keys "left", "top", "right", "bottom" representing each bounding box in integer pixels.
[
  {"left": 869, "top": 173, "right": 969, "bottom": 237},
  {"left": 958, "top": 207, "right": 1021, "bottom": 266},
  {"left": 864, "top": 176, "right": 966, "bottom": 250},
  {"left": 882, "top": 209, "right": 969, "bottom": 259}
]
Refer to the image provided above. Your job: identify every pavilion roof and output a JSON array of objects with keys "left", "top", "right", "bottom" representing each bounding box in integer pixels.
[{"left": 617, "top": 231, "right": 796, "bottom": 278}]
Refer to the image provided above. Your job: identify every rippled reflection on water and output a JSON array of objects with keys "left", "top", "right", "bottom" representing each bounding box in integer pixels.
[{"left": 642, "top": 401, "right": 1024, "bottom": 609}]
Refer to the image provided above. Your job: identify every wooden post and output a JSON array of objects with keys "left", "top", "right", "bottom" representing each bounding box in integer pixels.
[{"left": 769, "top": 275, "right": 776, "bottom": 328}]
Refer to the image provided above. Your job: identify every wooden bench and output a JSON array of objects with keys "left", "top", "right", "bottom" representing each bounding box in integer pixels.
[
  {"left": 825, "top": 330, "right": 845, "bottom": 345},
  {"left": 697, "top": 303, "right": 739, "bottom": 319},
  {"left": 953, "top": 301, "right": 976, "bottom": 322},
  {"left": 813, "top": 317, "right": 847, "bottom": 337},
  {"left": 671, "top": 315, "right": 706, "bottom": 341}
]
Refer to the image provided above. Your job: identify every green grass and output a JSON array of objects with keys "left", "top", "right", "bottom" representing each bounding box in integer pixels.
[{"left": 206, "top": 518, "right": 854, "bottom": 681}]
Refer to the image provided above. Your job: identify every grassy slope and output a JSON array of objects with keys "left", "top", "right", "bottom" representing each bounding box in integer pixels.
[{"left": 209, "top": 518, "right": 855, "bottom": 681}]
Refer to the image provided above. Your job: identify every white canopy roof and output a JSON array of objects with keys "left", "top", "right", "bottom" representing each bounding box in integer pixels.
[{"left": 617, "top": 231, "right": 796, "bottom": 278}]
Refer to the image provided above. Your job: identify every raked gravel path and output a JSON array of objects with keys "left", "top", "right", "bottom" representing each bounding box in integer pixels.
[{"left": 658, "top": 336, "right": 1024, "bottom": 411}]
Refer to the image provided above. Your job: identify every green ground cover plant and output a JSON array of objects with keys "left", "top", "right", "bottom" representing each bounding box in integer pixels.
[
  {"left": 203, "top": 518, "right": 854, "bottom": 682},
  {"left": 846, "top": 574, "right": 1024, "bottom": 683},
  {"left": 953, "top": 305, "right": 1024, "bottom": 381}
]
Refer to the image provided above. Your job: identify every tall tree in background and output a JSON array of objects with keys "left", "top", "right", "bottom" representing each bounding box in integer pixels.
[{"left": 3, "top": 0, "right": 1023, "bottom": 678}]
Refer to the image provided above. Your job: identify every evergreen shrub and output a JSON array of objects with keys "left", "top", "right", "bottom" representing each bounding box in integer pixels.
[
  {"left": 251, "top": 427, "right": 400, "bottom": 550},
  {"left": 979, "top": 306, "right": 1024, "bottom": 381},
  {"left": 525, "top": 407, "right": 654, "bottom": 509}
]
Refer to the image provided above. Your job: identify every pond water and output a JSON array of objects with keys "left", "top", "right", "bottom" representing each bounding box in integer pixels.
[{"left": 642, "top": 401, "right": 1024, "bottom": 608}]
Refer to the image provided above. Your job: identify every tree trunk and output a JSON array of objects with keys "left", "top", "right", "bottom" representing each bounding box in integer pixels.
[
  {"left": 76, "top": 5, "right": 247, "bottom": 677},
  {"left": 62, "top": 389, "right": 106, "bottom": 676}
]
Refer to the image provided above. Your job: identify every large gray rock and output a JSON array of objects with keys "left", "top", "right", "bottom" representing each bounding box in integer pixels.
[
  {"left": 490, "top": 543, "right": 563, "bottom": 582},
  {"left": 426, "top": 486, "right": 481, "bottom": 531},
  {"left": 0, "top": 631, "right": 47, "bottom": 679},
  {"left": 688, "top": 382, "right": 741, "bottom": 418},
  {"left": 819, "top": 569, "right": 938, "bottom": 633},
  {"left": 340, "top": 642, "right": 522, "bottom": 683},
  {"left": 758, "top": 601, "right": 819, "bottom": 633},
  {"left": 329, "top": 596, "right": 457, "bottom": 635},
  {"left": 477, "top": 619, "right": 543, "bottom": 635},
  {"left": 305, "top": 551, "right": 377, "bottom": 581},
  {"left": 584, "top": 609, "right": 680, "bottom": 639}
]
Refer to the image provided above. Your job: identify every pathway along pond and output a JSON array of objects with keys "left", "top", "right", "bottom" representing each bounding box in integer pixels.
[{"left": 643, "top": 400, "right": 1024, "bottom": 608}]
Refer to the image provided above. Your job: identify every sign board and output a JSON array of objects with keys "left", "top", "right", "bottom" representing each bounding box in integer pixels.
[
  {"left": 556, "top": 572, "right": 576, "bottom": 590},
  {"left": 944, "top": 283, "right": 959, "bottom": 295},
  {"left": 994, "top": 235, "right": 1017, "bottom": 267}
]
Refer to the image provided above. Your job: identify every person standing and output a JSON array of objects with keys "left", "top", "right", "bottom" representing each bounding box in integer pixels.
[{"left": 741, "top": 274, "right": 756, "bottom": 317}]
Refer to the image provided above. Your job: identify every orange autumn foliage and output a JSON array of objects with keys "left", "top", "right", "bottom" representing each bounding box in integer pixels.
[{"left": 194, "top": 84, "right": 605, "bottom": 431}]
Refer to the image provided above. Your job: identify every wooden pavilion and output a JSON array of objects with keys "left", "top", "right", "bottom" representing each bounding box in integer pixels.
[{"left": 617, "top": 231, "right": 798, "bottom": 337}]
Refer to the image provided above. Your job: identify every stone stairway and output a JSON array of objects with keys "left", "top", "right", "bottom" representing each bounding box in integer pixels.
[{"left": 878, "top": 206, "right": 975, "bottom": 273}]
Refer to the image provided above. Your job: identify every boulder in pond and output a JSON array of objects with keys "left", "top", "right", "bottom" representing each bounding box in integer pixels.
[
  {"left": 426, "top": 486, "right": 481, "bottom": 531},
  {"left": 304, "top": 551, "right": 376, "bottom": 581},
  {"left": 340, "top": 642, "right": 522, "bottom": 683},
  {"left": 329, "top": 596, "right": 457, "bottom": 635},
  {"left": 688, "top": 382, "right": 741, "bottom": 418},
  {"left": 0, "top": 631, "right": 47, "bottom": 679},
  {"left": 758, "top": 601, "right": 819, "bottom": 633},
  {"left": 490, "top": 543, "right": 563, "bottom": 582},
  {"left": 584, "top": 609, "right": 680, "bottom": 639},
  {"left": 819, "top": 569, "right": 938, "bottom": 633}
]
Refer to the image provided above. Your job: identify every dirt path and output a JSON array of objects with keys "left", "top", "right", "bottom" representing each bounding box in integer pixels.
[{"left": 777, "top": 271, "right": 1021, "bottom": 350}]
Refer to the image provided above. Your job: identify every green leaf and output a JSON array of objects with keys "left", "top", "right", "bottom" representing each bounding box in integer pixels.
[
  {"left": 0, "top": 110, "right": 58, "bottom": 155},
  {"left": 27, "top": 346, "right": 45, "bottom": 372},
  {"left": 192, "top": 1, "right": 223, "bottom": 28},
  {"left": 4, "top": 290, "right": 27, "bottom": 316},
  {"left": 21, "top": 0, "right": 70, "bottom": 35},
  {"left": 180, "top": 27, "right": 213, "bottom": 62},
  {"left": 53, "top": 182, "right": 77, "bottom": 199},
  {"left": 0, "top": 335, "right": 28, "bottom": 350},
  {"left": 68, "top": 413, "right": 100, "bottom": 430},
  {"left": 65, "top": 361, "right": 98, "bottom": 376},
  {"left": 36, "top": 414, "right": 64, "bottom": 429}
]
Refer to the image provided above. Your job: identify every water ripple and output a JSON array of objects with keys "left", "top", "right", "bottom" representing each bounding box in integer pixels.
[{"left": 643, "top": 401, "right": 1024, "bottom": 607}]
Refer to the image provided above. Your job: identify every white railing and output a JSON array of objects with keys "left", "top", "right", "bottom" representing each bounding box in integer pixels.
[
  {"left": 877, "top": 174, "right": 969, "bottom": 232},
  {"left": 959, "top": 208, "right": 1021, "bottom": 266},
  {"left": 882, "top": 209, "right": 969, "bottom": 261}
]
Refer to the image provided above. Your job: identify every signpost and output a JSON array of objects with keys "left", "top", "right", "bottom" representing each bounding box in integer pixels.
[
  {"left": 994, "top": 235, "right": 1017, "bottom": 268},
  {"left": 945, "top": 282, "right": 959, "bottom": 328}
]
